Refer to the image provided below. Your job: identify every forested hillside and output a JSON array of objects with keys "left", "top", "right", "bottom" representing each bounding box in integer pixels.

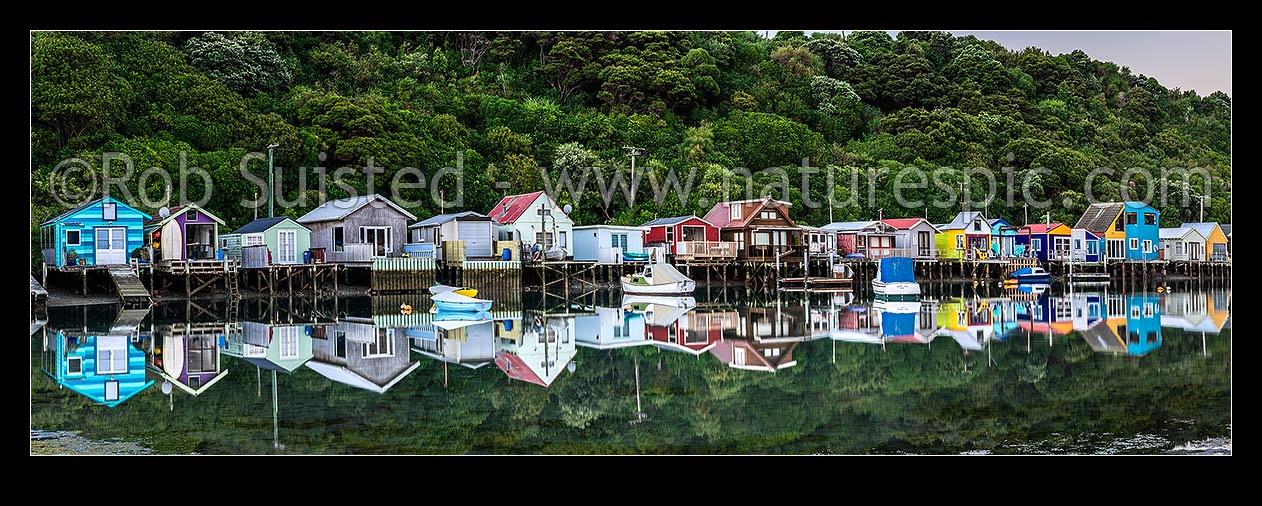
[{"left": 31, "top": 31, "right": 1231, "bottom": 263}]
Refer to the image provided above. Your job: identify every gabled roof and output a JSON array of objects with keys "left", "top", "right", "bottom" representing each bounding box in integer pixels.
[
  {"left": 409, "top": 211, "right": 490, "bottom": 228},
  {"left": 148, "top": 367, "right": 230, "bottom": 397},
  {"left": 1019, "top": 223, "right": 1068, "bottom": 234},
  {"left": 305, "top": 360, "right": 420, "bottom": 394},
  {"left": 642, "top": 215, "right": 713, "bottom": 227},
  {"left": 1160, "top": 227, "right": 1203, "bottom": 240},
  {"left": 495, "top": 351, "right": 547, "bottom": 387},
  {"left": 989, "top": 218, "right": 1011, "bottom": 228},
  {"left": 488, "top": 191, "right": 566, "bottom": 224},
  {"left": 1220, "top": 224, "right": 1231, "bottom": 237},
  {"left": 702, "top": 198, "right": 793, "bottom": 228},
  {"left": 298, "top": 194, "right": 416, "bottom": 223},
  {"left": 143, "top": 204, "right": 226, "bottom": 229},
  {"left": 883, "top": 218, "right": 936, "bottom": 231},
  {"left": 943, "top": 211, "right": 987, "bottom": 230},
  {"left": 822, "top": 220, "right": 876, "bottom": 232},
  {"left": 1075, "top": 203, "right": 1125, "bottom": 233},
  {"left": 230, "top": 216, "right": 306, "bottom": 235},
  {"left": 1181, "top": 222, "right": 1223, "bottom": 240},
  {"left": 40, "top": 196, "right": 151, "bottom": 226}
]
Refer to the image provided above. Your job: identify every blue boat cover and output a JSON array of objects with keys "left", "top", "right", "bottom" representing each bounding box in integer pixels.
[
  {"left": 882, "top": 310, "right": 916, "bottom": 337},
  {"left": 879, "top": 257, "right": 916, "bottom": 283}
]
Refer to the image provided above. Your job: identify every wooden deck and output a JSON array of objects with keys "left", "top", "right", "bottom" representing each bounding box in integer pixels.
[{"left": 31, "top": 275, "right": 48, "bottom": 322}]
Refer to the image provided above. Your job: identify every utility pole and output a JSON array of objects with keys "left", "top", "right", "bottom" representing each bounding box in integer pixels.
[
  {"left": 267, "top": 143, "right": 280, "bottom": 218},
  {"left": 624, "top": 146, "right": 644, "bottom": 196}
]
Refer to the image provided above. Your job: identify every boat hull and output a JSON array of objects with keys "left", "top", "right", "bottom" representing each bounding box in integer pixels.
[
  {"left": 434, "top": 300, "right": 493, "bottom": 312},
  {"left": 872, "top": 281, "right": 921, "bottom": 302},
  {"left": 622, "top": 294, "right": 697, "bottom": 308},
  {"left": 621, "top": 277, "right": 696, "bottom": 295},
  {"left": 622, "top": 252, "right": 651, "bottom": 262}
]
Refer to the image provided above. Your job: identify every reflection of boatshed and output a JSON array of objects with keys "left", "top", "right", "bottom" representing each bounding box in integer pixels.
[
  {"left": 40, "top": 308, "right": 154, "bottom": 407},
  {"left": 575, "top": 307, "right": 649, "bottom": 350},
  {"left": 222, "top": 321, "right": 315, "bottom": 373},
  {"left": 307, "top": 318, "right": 420, "bottom": 393},
  {"left": 146, "top": 325, "right": 228, "bottom": 396},
  {"left": 496, "top": 315, "right": 577, "bottom": 387},
  {"left": 42, "top": 332, "right": 153, "bottom": 407},
  {"left": 410, "top": 319, "right": 500, "bottom": 368},
  {"left": 710, "top": 339, "right": 797, "bottom": 372}
]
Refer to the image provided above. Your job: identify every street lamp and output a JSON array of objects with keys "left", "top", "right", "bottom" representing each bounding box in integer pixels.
[{"left": 267, "top": 143, "right": 280, "bottom": 218}]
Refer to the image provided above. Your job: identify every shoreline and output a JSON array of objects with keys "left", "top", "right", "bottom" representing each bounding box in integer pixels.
[{"left": 30, "top": 430, "right": 155, "bottom": 455}]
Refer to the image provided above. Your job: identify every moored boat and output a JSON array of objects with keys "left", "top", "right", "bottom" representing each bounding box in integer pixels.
[
  {"left": 1009, "top": 266, "right": 1050, "bottom": 283},
  {"left": 621, "top": 294, "right": 697, "bottom": 309},
  {"left": 431, "top": 291, "right": 493, "bottom": 313},
  {"left": 430, "top": 283, "right": 478, "bottom": 298},
  {"left": 621, "top": 263, "right": 696, "bottom": 295},
  {"left": 872, "top": 257, "right": 920, "bottom": 302}
]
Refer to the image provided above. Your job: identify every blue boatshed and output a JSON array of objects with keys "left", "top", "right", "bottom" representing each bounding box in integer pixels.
[
  {"left": 41, "top": 332, "right": 154, "bottom": 407},
  {"left": 39, "top": 197, "right": 151, "bottom": 267}
]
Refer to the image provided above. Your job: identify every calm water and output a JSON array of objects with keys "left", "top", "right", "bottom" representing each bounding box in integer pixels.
[{"left": 30, "top": 285, "right": 1231, "bottom": 454}]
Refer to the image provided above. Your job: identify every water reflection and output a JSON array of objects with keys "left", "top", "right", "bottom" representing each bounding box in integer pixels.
[
  {"left": 145, "top": 323, "right": 229, "bottom": 397},
  {"left": 311, "top": 318, "right": 420, "bottom": 393},
  {"left": 39, "top": 308, "right": 154, "bottom": 407},
  {"left": 31, "top": 285, "right": 1230, "bottom": 453}
]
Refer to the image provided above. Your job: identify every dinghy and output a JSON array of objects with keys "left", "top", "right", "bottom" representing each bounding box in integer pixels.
[
  {"left": 622, "top": 251, "right": 651, "bottom": 262},
  {"left": 429, "top": 283, "right": 478, "bottom": 298},
  {"left": 431, "top": 291, "right": 493, "bottom": 313}
]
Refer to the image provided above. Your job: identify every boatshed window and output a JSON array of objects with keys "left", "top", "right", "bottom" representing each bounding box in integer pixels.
[
  {"left": 66, "top": 230, "right": 81, "bottom": 246},
  {"left": 1125, "top": 212, "right": 1137, "bottom": 225},
  {"left": 1144, "top": 213, "right": 1156, "bottom": 225},
  {"left": 103, "top": 202, "right": 117, "bottom": 221},
  {"left": 332, "top": 226, "right": 345, "bottom": 252}
]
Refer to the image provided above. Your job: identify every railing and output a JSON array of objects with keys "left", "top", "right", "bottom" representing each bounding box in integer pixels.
[
  {"left": 331, "top": 243, "right": 375, "bottom": 263},
  {"left": 745, "top": 245, "right": 800, "bottom": 261},
  {"left": 675, "top": 241, "right": 738, "bottom": 259},
  {"left": 373, "top": 257, "right": 437, "bottom": 272}
]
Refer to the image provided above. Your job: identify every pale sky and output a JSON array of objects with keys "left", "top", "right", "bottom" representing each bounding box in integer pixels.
[{"left": 782, "top": 30, "right": 1231, "bottom": 96}]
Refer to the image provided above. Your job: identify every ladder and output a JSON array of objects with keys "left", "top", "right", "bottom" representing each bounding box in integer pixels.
[{"left": 225, "top": 260, "right": 241, "bottom": 296}]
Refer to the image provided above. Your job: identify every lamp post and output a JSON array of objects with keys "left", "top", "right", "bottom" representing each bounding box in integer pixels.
[{"left": 267, "top": 143, "right": 280, "bottom": 218}]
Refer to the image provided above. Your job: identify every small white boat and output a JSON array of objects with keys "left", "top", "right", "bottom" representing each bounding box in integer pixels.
[
  {"left": 429, "top": 283, "right": 478, "bottom": 298},
  {"left": 433, "top": 317, "right": 494, "bottom": 331},
  {"left": 621, "top": 294, "right": 697, "bottom": 309},
  {"left": 621, "top": 263, "right": 696, "bottom": 295},
  {"left": 872, "top": 257, "right": 920, "bottom": 302},
  {"left": 431, "top": 291, "right": 493, "bottom": 312}
]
